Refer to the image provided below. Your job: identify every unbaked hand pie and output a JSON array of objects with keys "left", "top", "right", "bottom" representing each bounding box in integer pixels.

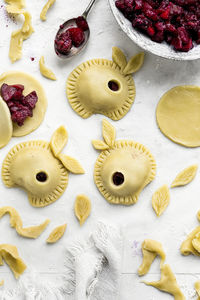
[
  {"left": 92, "top": 119, "right": 156, "bottom": 205},
  {"left": 0, "top": 70, "right": 47, "bottom": 148},
  {"left": 157, "top": 86, "right": 200, "bottom": 147},
  {"left": 2, "top": 126, "right": 84, "bottom": 207},
  {"left": 67, "top": 47, "right": 144, "bottom": 120}
]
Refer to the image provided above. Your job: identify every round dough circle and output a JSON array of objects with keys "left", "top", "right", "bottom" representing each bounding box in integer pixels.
[
  {"left": 0, "top": 97, "right": 13, "bottom": 148},
  {"left": 0, "top": 71, "right": 47, "bottom": 137},
  {"left": 156, "top": 86, "right": 200, "bottom": 147}
]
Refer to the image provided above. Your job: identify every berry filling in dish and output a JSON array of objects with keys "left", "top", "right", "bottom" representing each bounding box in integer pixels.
[{"left": 115, "top": 0, "right": 200, "bottom": 52}]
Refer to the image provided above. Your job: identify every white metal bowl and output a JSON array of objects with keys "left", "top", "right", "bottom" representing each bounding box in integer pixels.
[{"left": 109, "top": 0, "right": 200, "bottom": 61}]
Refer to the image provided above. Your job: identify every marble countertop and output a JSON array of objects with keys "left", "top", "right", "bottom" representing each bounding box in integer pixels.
[{"left": 0, "top": 0, "right": 200, "bottom": 299}]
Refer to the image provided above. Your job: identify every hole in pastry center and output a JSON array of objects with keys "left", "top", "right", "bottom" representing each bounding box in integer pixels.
[
  {"left": 112, "top": 172, "right": 124, "bottom": 186},
  {"left": 36, "top": 172, "right": 48, "bottom": 182},
  {"left": 108, "top": 80, "right": 119, "bottom": 92}
]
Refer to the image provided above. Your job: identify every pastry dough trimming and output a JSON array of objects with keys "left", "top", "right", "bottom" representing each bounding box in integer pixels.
[
  {"left": 181, "top": 226, "right": 200, "bottom": 256},
  {"left": 8, "top": 6, "right": 34, "bottom": 63},
  {"left": 39, "top": 56, "right": 57, "bottom": 81},
  {"left": 144, "top": 264, "right": 185, "bottom": 300},
  {"left": 0, "top": 244, "right": 26, "bottom": 279},
  {"left": 40, "top": 0, "right": 55, "bottom": 21},
  {"left": 138, "top": 239, "right": 166, "bottom": 276},
  {"left": 0, "top": 206, "right": 50, "bottom": 238}
]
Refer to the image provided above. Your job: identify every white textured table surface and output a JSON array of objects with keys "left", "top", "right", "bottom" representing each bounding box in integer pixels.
[{"left": 1, "top": 0, "right": 200, "bottom": 299}]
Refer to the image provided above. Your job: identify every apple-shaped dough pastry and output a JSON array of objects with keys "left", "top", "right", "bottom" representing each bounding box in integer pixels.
[{"left": 92, "top": 119, "right": 156, "bottom": 205}]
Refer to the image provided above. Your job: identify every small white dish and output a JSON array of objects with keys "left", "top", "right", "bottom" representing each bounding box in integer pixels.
[{"left": 109, "top": 0, "right": 200, "bottom": 61}]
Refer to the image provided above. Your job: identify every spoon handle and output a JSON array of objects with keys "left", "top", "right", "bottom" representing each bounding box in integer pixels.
[{"left": 82, "top": 0, "right": 97, "bottom": 19}]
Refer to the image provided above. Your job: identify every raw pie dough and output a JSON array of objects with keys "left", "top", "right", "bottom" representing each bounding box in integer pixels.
[
  {"left": 74, "top": 194, "right": 91, "bottom": 226},
  {"left": 92, "top": 119, "right": 156, "bottom": 205},
  {"left": 67, "top": 47, "right": 144, "bottom": 120},
  {"left": 46, "top": 223, "right": 67, "bottom": 243},
  {"left": 144, "top": 264, "right": 185, "bottom": 300},
  {"left": 0, "top": 97, "right": 13, "bottom": 149},
  {"left": 0, "top": 206, "right": 50, "bottom": 238},
  {"left": 139, "top": 239, "right": 185, "bottom": 300},
  {"left": 40, "top": 0, "right": 55, "bottom": 21},
  {"left": 0, "top": 244, "right": 26, "bottom": 279},
  {"left": 181, "top": 226, "right": 200, "bottom": 256},
  {"left": 39, "top": 56, "right": 56, "bottom": 81},
  {"left": 195, "top": 281, "right": 200, "bottom": 300},
  {"left": 2, "top": 126, "right": 84, "bottom": 207},
  {"left": 0, "top": 70, "right": 47, "bottom": 137},
  {"left": 138, "top": 239, "right": 166, "bottom": 276},
  {"left": 156, "top": 86, "right": 200, "bottom": 147},
  {"left": 171, "top": 165, "right": 198, "bottom": 188},
  {"left": 5, "top": 0, "right": 34, "bottom": 63},
  {"left": 152, "top": 185, "right": 170, "bottom": 217}
]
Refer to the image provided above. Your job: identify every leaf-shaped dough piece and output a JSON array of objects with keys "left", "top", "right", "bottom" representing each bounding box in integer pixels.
[
  {"left": 171, "top": 165, "right": 198, "bottom": 188},
  {"left": 102, "top": 119, "right": 116, "bottom": 147},
  {"left": 192, "top": 232, "right": 200, "bottom": 253},
  {"left": 50, "top": 126, "right": 68, "bottom": 157},
  {"left": 92, "top": 140, "right": 109, "bottom": 151},
  {"left": 152, "top": 185, "right": 170, "bottom": 217},
  {"left": 58, "top": 153, "right": 84, "bottom": 174},
  {"left": 112, "top": 47, "right": 127, "bottom": 70},
  {"left": 46, "top": 224, "right": 67, "bottom": 244},
  {"left": 123, "top": 52, "right": 144, "bottom": 75},
  {"left": 74, "top": 194, "right": 91, "bottom": 226}
]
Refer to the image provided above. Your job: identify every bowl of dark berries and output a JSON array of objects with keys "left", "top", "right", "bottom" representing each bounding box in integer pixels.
[{"left": 109, "top": 0, "right": 200, "bottom": 60}]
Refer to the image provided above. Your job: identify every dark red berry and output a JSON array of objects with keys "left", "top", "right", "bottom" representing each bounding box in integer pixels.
[
  {"left": 68, "top": 27, "right": 85, "bottom": 47},
  {"left": 0, "top": 83, "right": 38, "bottom": 126},
  {"left": 55, "top": 31, "right": 72, "bottom": 54},
  {"left": 76, "top": 16, "right": 89, "bottom": 31}
]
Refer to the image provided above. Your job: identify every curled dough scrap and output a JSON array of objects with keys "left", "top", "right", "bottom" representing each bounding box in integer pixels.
[
  {"left": 40, "top": 0, "right": 55, "bottom": 21},
  {"left": 0, "top": 244, "right": 26, "bottom": 279},
  {"left": 180, "top": 226, "right": 200, "bottom": 256},
  {"left": 74, "top": 195, "right": 91, "bottom": 226},
  {"left": 144, "top": 264, "right": 185, "bottom": 300},
  {"left": 192, "top": 232, "right": 200, "bottom": 253},
  {"left": 171, "top": 165, "right": 198, "bottom": 188},
  {"left": 138, "top": 239, "right": 166, "bottom": 276},
  {"left": 152, "top": 185, "right": 170, "bottom": 217},
  {"left": 39, "top": 56, "right": 56, "bottom": 81},
  {"left": 195, "top": 281, "right": 200, "bottom": 300},
  {"left": 0, "top": 206, "right": 50, "bottom": 238},
  {"left": 46, "top": 224, "right": 67, "bottom": 244},
  {"left": 9, "top": 11, "right": 34, "bottom": 63}
]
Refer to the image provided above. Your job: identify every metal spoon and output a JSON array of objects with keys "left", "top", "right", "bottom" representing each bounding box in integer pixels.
[{"left": 54, "top": 0, "right": 97, "bottom": 59}]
